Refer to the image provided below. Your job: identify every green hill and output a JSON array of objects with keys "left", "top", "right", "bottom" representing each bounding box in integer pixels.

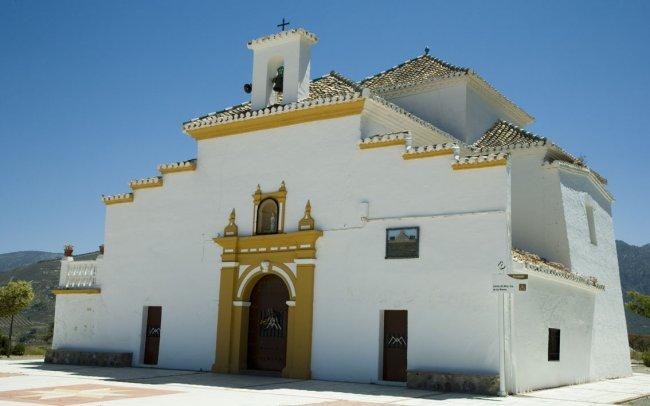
[
  {"left": 0, "top": 252, "right": 98, "bottom": 344},
  {"left": 617, "top": 240, "right": 650, "bottom": 334},
  {"left": 0, "top": 240, "right": 647, "bottom": 344},
  {"left": 0, "top": 251, "right": 61, "bottom": 273}
]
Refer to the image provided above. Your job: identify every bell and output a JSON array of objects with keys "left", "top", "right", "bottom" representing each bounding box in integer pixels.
[{"left": 272, "top": 66, "right": 284, "bottom": 93}]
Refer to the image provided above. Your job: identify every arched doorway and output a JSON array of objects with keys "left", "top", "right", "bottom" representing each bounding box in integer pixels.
[{"left": 247, "top": 274, "right": 289, "bottom": 371}]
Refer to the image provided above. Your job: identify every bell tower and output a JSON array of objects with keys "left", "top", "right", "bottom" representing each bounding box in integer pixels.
[{"left": 247, "top": 29, "right": 318, "bottom": 111}]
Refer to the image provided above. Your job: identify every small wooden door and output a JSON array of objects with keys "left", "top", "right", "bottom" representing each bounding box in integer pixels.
[
  {"left": 383, "top": 310, "right": 407, "bottom": 382},
  {"left": 143, "top": 306, "right": 162, "bottom": 365},
  {"left": 247, "top": 275, "right": 289, "bottom": 371}
]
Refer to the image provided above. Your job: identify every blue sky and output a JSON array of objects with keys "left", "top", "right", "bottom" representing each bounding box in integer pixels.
[{"left": 1, "top": 0, "right": 648, "bottom": 254}]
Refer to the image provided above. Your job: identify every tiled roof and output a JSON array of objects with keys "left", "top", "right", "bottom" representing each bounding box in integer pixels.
[
  {"left": 186, "top": 72, "right": 361, "bottom": 125},
  {"left": 512, "top": 248, "right": 604, "bottom": 290},
  {"left": 473, "top": 120, "right": 546, "bottom": 149},
  {"left": 512, "top": 248, "right": 570, "bottom": 274},
  {"left": 360, "top": 54, "right": 469, "bottom": 91},
  {"left": 473, "top": 121, "right": 608, "bottom": 185}
]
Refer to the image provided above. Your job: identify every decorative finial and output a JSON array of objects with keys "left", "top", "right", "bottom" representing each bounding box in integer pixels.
[
  {"left": 277, "top": 18, "right": 290, "bottom": 31},
  {"left": 424, "top": 46, "right": 430, "bottom": 55},
  {"left": 224, "top": 208, "right": 238, "bottom": 237},
  {"left": 299, "top": 200, "right": 315, "bottom": 231},
  {"left": 279, "top": 180, "right": 287, "bottom": 192}
]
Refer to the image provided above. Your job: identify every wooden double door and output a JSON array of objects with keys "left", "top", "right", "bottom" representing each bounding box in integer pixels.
[
  {"left": 383, "top": 310, "right": 408, "bottom": 382},
  {"left": 247, "top": 275, "right": 289, "bottom": 372}
]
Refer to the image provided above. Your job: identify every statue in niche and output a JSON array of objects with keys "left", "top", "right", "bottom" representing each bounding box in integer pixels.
[{"left": 257, "top": 198, "right": 279, "bottom": 234}]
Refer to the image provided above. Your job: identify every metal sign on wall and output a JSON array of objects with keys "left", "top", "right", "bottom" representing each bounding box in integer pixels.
[{"left": 492, "top": 273, "right": 528, "bottom": 293}]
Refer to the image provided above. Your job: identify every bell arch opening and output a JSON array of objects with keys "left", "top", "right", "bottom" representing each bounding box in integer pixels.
[{"left": 265, "top": 56, "right": 284, "bottom": 106}]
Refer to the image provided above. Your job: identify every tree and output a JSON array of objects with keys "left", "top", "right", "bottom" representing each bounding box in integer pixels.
[
  {"left": 626, "top": 291, "right": 650, "bottom": 319},
  {"left": 0, "top": 281, "right": 34, "bottom": 356}
]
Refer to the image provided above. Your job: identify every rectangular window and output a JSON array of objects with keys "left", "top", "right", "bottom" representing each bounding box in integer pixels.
[
  {"left": 548, "top": 328, "right": 560, "bottom": 361},
  {"left": 586, "top": 205, "right": 597, "bottom": 245},
  {"left": 385, "top": 227, "right": 419, "bottom": 259}
]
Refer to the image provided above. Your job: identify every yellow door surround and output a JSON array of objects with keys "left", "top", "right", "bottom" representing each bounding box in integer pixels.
[{"left": 213, "top": 193, "right": 321, "bottom": 379}]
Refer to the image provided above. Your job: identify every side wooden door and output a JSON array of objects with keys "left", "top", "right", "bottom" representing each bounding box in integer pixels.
[
  {"left": 143, "top": 306, "right": 162, "bottom": 365},
  {"left": 383, "top": 310, "right": 407, "bottom": 382}
]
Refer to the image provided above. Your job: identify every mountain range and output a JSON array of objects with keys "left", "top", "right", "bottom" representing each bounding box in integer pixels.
[
  {"left": 0, "top": 251, "right": 61, "bottom": 274},
  {"left": 0, "top": 241, "right": 648, "bottom": 344}
]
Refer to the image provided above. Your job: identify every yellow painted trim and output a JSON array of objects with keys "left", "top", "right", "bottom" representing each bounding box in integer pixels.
[
  {"left": 253, "top": 182, "right": 288, "bottom": 234},
  {"left": 403, "top": 149, "right": 454, "bottom": 160},
  {"left": 452, "top": 158, "right": 508, "bottom": 170},
  {"left": 130, "top": 178, "right": 163, "bottom": 190},
  {"left": 159, "top": 161, "right": 197, "bottom": 174},
  {"left": 359, "top": 139, "right": 406, "bottom": 149},
  {"left": 102, "top": 194, "right": 134, "bottom": 205},
  {"left": 52, "top": 288, "right": 101, "bottom": 295},
  {"left": 187, "top": 99, "right": 365, "bottom": 140},
  {"left": 213, "top": 228, "right": 322, "bottom": 379}
]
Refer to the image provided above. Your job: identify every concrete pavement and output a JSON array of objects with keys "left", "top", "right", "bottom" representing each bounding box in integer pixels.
[{"left": 0, "top": 359, "right": 647, "bottom": 405}]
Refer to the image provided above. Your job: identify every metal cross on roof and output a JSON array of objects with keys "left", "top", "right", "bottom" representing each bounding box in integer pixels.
[{"left": 277, "top": 18, "right": 290, "bottom": 31}]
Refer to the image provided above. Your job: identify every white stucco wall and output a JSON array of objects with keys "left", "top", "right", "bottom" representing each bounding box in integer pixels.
[
  {"left": 384, "top": 79, "right": 527, "bottom": 144},
  {"left": 386, "top": 82, "right": 468, "bottom": 141},
  {"left": 511, "top": 276, "right": 596, "bottom": 392},
  {"left": 557, "top": 170, "right": 631, "bottom": 380},
  {"left": 53, "top": 111, "right": 512, "bottom": 381},
  {"left": 52, "top": 100, "right": 629, "bottom": 389},
  {"left": 510, "top": 150, "right": 572, "bottom": 267},
  {"left": 53, "top": 294, "right": 103, "bottom": 350}
]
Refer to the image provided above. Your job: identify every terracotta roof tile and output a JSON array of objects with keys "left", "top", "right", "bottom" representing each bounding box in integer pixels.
[
  {"left": 360, "top": 54, "right": 469, "bottom": 91},
  {"left": 473, "top": 120, "right": 546, "bottom": 148},
  {"left": 512, "top": 248, "right": 604, "bottom": 290},
  {"left": 512, "top": 248, "right": 570, "bottom": 273},
  {"left": 473, "top": 121, "right": 608, "bottom": 185},
  {"left": 187, "top": 72, "right": 361, "bottom": 124}
]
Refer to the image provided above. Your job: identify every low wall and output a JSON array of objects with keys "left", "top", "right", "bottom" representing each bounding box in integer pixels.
[
  {"left": 407, "top": 371, "right": 500, "bottom": 395},
  {"left": 45, "top": 349, "right": 133, "bottom": 367}
]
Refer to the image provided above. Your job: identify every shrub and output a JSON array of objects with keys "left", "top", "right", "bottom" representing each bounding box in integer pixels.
[
  {"left": 0, "top": 334, "right": 9, "bottom": 356},
  {"left": 628, "top": 334, "right": 650, "bottom": 352},
  {"left": 643, "top": 351, "right": 650, "bottom": 368},
  {"left": 24, "top": 346, "right": 48, "bottom": 356},
  {"left": 11, "top": 343, "right": 25, "bottom": 356}
]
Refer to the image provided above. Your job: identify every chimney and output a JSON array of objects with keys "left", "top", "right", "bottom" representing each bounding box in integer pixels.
[
  {"left": 247, "top": 29, "right": 318, "bottom": 110},
  {"left": 63, "top": 244, "right": 74, "bottom": 257}
]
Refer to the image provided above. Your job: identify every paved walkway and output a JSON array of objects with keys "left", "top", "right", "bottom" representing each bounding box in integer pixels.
[{"left": 0, "top": 359, "right": 647, "bottom": 405}]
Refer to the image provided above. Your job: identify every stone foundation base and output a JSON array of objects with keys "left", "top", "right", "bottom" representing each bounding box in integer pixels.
[
  {"left": 45, "top": 349, "right": 133, "bottom": 367},
  {"left": 407, "top": 371, "right": 500, "bottom": 395}
]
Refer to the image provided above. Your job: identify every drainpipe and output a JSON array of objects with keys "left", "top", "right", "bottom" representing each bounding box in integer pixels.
[{"left": 498, "top": 290, "right": 507, "bottom": 396}]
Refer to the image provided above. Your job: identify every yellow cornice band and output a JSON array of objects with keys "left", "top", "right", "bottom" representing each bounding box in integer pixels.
[
  {"left": 187, "top": 99, "right": 365, "bottom": 140},
  {"left": 359, "top": 139, "right": 406, "bottom": 149},
  {"left": 403, "top": 149, "right": 454, "bottom": 160},
  {"left": 130, "top": 179, "right": 163, "bottom": 190},
  {"left": 452, "top": 158, "right": 508, "bottom": 170},
  {"left": 159, "top": 162, "right": 197, "bottom": 174},
  {"left": 103, "top": 194, "right": 134, "bottom": 205},
  {"left": 52, "top": 288, "right": 101, "bottom": 295}
]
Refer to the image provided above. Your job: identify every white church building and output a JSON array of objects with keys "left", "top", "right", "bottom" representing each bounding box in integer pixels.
[{"left": 51, "top": 28, "right": 631, "bottom": 395}]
